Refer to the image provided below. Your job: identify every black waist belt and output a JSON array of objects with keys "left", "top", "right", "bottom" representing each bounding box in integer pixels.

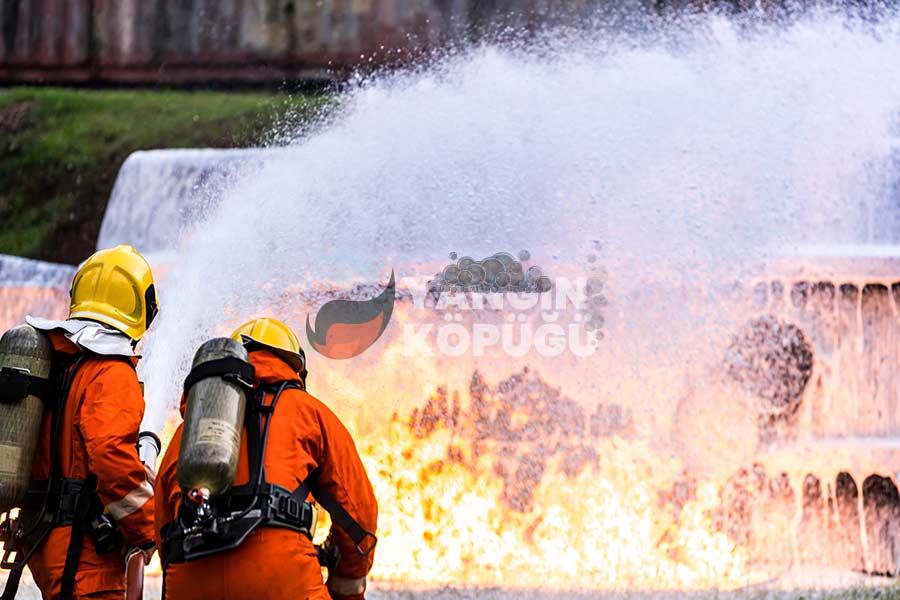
[
  {"left": 19, "top": 478, "right": 94, "bottom": 527},
  {"left": 258, "top": 484, "right": 317, "bottom": 533},
  {"left": 226, "top": 483, "right": 317, "bottom": 536},
  {"left": 161, "top": 483, "right": 315, "bottom": 565}
]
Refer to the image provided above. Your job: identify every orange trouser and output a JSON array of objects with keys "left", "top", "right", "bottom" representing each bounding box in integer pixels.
[
  {"left": 28, "top": 526, "right": 126, "bottom": 600},
  {"left": 163, "top": 528, "right": 330, "bottom": 600}
]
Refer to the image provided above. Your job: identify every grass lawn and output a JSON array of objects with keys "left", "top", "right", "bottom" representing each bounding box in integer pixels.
[{"left": 0, "top": 87, "right": 326, "bottom": 263}]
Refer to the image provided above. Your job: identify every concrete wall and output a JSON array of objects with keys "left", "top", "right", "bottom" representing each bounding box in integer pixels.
[{"left": 0, "top": 0, "right": 631, "bottom": 84}]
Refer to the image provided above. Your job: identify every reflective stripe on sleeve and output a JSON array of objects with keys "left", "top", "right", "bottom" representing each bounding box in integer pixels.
[
  {"left": 327, "top": 575, "right": 367, "bottom": 596},
  {"left": 105, "top": 480, "right": 153, "bottom": 521}
]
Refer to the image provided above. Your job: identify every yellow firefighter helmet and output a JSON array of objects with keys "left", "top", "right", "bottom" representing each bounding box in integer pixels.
[
  {"left": 68, "top": 245, "right": 158, "bottom": 341},
  {"left": 230, "top": 317, "right": 305, "bottom": 374}
]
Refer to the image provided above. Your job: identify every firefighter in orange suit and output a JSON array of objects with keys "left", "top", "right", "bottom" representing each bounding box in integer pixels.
[
  {"left": 156, "top": 317, "right": 378, "bottom": 600},
  {"left": 3, "top": 245, "right": 158, "bottom": 600}
]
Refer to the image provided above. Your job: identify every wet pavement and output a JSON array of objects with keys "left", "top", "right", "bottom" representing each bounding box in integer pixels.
[{"left": 0, "top": 567, "right": 894, "bottom": 599}]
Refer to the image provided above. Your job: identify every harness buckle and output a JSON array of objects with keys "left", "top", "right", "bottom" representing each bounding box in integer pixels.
[
  {"left": 222, "top": 371, "right": 254, "bottom": 390},
  {"left": 58, "top": 492, "right": 77, "bottom": 516},
  {"left": 355, "top": 531, "right": 378, "bottom": 556},
  {"left": 280, "top": 497, "right": 301, "bottom": 521}
]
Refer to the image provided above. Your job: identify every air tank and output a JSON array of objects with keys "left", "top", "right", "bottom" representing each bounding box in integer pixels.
[
  {"left": 177, "top": 338, "right": 251, "bottom": 498},
  {"left": 0, "top": 325, "right": 53, "bottom": 513}
]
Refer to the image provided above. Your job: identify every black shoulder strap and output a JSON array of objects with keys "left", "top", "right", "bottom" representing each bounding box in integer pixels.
[
  {"left": 244, "top": 389, "right": 267, "bottom": 490},
  {"left": 0, "top": 571, "right": 23, "bottom": 600},
  {"left": 280, "top": 380, "right": 375, "bottom": 556},
  {"left": 199, "top": 379, "right": 307, "bottom": 513},
  {"left": 58, "top": 475, "right": 96, "bottom": 600},
  {"left": 49, "top": 355, "right": 86, "bottom": 487},
  {"left": 245, "top": 380, "right": 304, "bottom": 489},
  {"left": 57, "top": 354, "right": 136, "bottom": 599},
  {"left": 294, "top": 471, "right": 376, "bottom": 556},
  {"left": 50, "top": 355, "right": 90, "bottom": 600}
]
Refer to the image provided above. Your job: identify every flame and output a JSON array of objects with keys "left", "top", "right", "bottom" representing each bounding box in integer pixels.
[
  {"left": 301, "top": 296, "right": 753, "bottom": 590},
  {"left": 353, "top": 384, "right": 752, "bottom": 590},
  {"left": 183, "top": 295, "right": 760, "bottom": 590}
]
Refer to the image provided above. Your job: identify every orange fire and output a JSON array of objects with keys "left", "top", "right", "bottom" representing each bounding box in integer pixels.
[
  {"left": 352, "top": 380, "right": 752, "bottom": 590},
  {"left": 284, "top": 296, "right": 756, "bottom": 591}
]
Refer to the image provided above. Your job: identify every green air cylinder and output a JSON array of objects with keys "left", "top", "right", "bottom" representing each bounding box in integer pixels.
[
  {"left": 177, "top": 338, "right": 251, "bottom": 499},
  {"left": 0, "top": 325, "right": 53, "bottom": 513}
]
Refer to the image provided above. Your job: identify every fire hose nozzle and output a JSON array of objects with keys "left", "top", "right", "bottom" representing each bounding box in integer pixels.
[{"left": 136, "top": 431, "right": 161, "bottom": 471}]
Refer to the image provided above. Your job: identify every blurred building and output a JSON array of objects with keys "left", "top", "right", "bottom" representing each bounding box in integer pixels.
[{"left": 0, "top": 0, "right": 651, "bottom": 85}]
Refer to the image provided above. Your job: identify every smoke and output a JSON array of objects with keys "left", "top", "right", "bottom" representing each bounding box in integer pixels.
[{"left": 139, "top": 8, "right": 900, "bottom": 435}]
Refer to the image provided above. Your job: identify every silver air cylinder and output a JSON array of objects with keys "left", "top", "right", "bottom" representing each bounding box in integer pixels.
[
  {"left": 0, "top": 325, "right": 53, "bottom": 513},
  {"left": 176, "top": 338, "right": 251, "bottom": 498}
]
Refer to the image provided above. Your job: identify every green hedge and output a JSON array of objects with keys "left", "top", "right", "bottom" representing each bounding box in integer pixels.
[{"left": 0, "top": 87, "right": 324, "bottom": 263}]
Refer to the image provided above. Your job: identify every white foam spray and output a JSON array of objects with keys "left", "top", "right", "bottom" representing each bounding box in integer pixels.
[{"left": 137, "top": 8, "right": 900, "bottom": 438}]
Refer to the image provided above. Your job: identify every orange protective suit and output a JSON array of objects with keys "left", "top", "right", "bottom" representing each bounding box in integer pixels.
[
  {"left": 155, "top": 350, "right": 378, "bottom": 600},
  {"left": 28, "top": 333, "right": 155, "bottom": 599}
]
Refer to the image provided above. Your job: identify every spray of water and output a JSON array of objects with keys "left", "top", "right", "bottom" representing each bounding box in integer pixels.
[
  {"left": 140, "top": 9, "right": 900, "bottom": 427},
  {"left": 129, "top": 9, "right": 900, "bottom": 587}
]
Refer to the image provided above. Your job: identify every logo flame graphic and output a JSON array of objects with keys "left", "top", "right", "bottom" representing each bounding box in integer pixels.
[{"left": 305, "top": 272, "right": 396, "bottom": 359}]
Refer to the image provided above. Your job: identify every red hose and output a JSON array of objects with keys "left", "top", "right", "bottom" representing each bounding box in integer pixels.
[{"left": 125, "top": 551, "right": 145, "bottom": 600}]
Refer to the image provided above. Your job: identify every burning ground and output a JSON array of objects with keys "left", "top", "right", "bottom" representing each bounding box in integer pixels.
[{"left": 359, "top": 368, "right": 753, "bottom": 590}]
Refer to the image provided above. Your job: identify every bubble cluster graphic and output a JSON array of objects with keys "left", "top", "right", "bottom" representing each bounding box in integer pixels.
[
  {"left": 428, "top": 251, "right": 552, "bottom": 296},
  {"left": 582, "top": 240, "right": 607, "bottom": 335}
]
